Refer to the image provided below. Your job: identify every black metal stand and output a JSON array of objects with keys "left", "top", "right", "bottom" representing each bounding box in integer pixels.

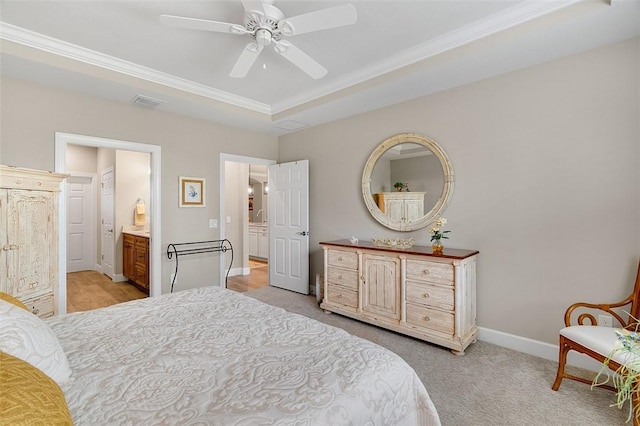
[{"left": 166, "top": 239, "right": 233, "bottom": 293}]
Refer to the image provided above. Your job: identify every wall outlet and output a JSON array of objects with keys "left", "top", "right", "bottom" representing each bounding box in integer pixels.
[
  {"left": 226, "top": 216, "right": 231, "bottom": 224},
  {"left": 598, "top": 314, "right": 613, "bottom": 327},
  {"left": 209, "top": 219, "right": 217, "bottom": 228}
]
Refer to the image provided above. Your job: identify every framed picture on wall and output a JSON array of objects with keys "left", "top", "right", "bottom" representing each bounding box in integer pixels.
[{"left": 179, "top": 176, "right": 205, "bottom": 207}]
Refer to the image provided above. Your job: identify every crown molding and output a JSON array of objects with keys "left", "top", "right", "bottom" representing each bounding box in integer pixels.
[
  {"left": 0, "top": 1, "right": 583, "bottom": 121},
  {"left": 270, "top": 0, "right": 583, "bottom": 114},
  {"left": 0, "top": 22, "right": 271, "bottom": 115}
]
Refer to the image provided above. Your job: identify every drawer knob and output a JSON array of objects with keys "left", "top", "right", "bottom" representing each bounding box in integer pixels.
[
  {"left": 32, "top": 308, "right": 40, "bottom": 315},
  {"left": 338, "top": 256, "right": 343, "bottom": 261},
  {"left": 424, "top": 316, "right": 430, "bottom": 322},
  {"left": 423, "top": 293, "right": 430, "bottom": 298},
  {"left": 337, "top": 294, "right": 343, "bottom": 299},
  {"left": 423, "top": 269, "right": 430, "bottom": 275},
  {"left": 338, "top": 275, "right": 343, "bottom": 280}
]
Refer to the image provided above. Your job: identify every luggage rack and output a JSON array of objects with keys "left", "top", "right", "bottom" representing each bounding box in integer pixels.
[{"left": 166, "top": 239, "right": 233, "bottom": 293}]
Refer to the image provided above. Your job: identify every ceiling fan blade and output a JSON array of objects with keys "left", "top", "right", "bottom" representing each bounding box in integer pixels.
[
  {"left": 159, "top": 15, "right": 245, "bottom": 34},
  {"left": 274, "top": 41, "right": 327, "bottom": 79},
  {"left": 229, "top": 43, "right": 264, "bottom": 78},
  {"left": 280, "top": 4, "right": 357, "bottom": 36}
]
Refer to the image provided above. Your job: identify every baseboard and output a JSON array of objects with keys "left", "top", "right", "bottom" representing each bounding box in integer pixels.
[
  {"left": 112, "top": 273, "right": 127, "bottom": 283},
  {"left": 228, "top": 267, "right": 250, "bottom": 277},
  {"left": 478, "top": 326, "right": 604, "bottom": 372},
  {"left": 95, "top": 263, "right": 102, "bottom": 273}
]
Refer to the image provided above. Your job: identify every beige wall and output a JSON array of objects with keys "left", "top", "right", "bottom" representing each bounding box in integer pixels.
[
  {"left": 66, "top": 144, "right": 97, "bottom": 173},
  {"left": 0, "top": 77, "right": 278, "bottom": 292},
  {"left": 278, "top": 37, "right": 640, "bottom": 345}
]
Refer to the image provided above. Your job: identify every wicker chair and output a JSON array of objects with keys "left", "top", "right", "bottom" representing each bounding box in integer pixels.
[{"left": 552, "top": 259, "right": 640, "bottom": 425}]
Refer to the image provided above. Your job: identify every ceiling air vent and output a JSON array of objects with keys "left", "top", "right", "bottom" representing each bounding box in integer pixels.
[
  {"left": 132, "top": 94, "right": 166, "bottom": 109},
  {"left": 273, "top": 120, "right": 308, "bottom": 131}
]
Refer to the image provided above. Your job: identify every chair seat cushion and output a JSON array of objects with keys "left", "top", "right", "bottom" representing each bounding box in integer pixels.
[{"left": 561, "top": 325, "right": 640, "bottom": 366}]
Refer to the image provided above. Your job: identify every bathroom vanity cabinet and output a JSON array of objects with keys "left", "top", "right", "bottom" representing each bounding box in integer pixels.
[{"left": 123, "top": 232, "right": 149, "bottom": 292}]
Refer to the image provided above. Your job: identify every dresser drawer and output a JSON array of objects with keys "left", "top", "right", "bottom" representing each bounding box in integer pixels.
[
  {"left": 24, "top": 293, "right": 55, "bottom": 318},
  {"left": 327, "top": 266, "right": 358, "bottom": 290},
  {"left": 405, "top": 259, "right": 453, "bottom": 286},
  {"left": 327, "top": 249, "right": 358, "bottom": 270},
  {"left": 406, "top": 282, "right": 454, "bottom": 310},
  {"left": 326, "top": 285, "right": 358, "bottom": 309},
  {"left": 406, "top": 302, "right": 454, "bottom": 335}
]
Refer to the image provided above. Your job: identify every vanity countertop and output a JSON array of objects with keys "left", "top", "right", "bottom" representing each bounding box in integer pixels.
[
  {"left": 122, "top": 226, "right": 150, "bottom": 238},
  {"left": 249, "top": 223, "right": 268, "bottom": 228}
]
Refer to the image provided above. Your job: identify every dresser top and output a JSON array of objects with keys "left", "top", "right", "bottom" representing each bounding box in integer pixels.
[{"left": 320, "top": 239, "right": 479, "bottom": 260}]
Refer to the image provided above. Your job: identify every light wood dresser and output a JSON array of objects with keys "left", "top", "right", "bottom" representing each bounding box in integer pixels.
[
  {"left": 320, "top": 239, "right": 479, "bottom": 354},
  {"left": 0, "top": 166, "right": 68, "bottom": 318}
]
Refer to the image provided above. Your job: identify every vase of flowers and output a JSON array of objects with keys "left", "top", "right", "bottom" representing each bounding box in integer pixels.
[{"left": 429, "top": 217, "right": 450, "bottom": 254}]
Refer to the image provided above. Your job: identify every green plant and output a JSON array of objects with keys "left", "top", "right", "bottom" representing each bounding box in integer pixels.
[
  {"left": 394, "top": 182, "right": 406, "bottom": 190},
  {"left": 429, "top": 217, "right": 450, "bottom": 242},
  {"left": 594, "top": 323, "right": 640, "bottom": 423}
]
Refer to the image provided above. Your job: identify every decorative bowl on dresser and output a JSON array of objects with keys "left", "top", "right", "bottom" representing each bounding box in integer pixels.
[{"left": 320, "top": 239, "right": 479, "bottom": 354}]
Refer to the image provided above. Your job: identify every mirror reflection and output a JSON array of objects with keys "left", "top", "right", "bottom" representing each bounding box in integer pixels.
[
  {"left": 362, "top": 133, "right": 454, "bottom": 232},
  {"left": 370, "top": 143, "right": 444, "bottom": 223}
]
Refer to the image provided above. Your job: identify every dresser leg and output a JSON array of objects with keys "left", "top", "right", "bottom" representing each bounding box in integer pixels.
[
  {"left": 323, "top": 309, "right": 333, "bottom": 314},
  {"left": 451, "top": 349, "right": 465, "bottom": 356}
]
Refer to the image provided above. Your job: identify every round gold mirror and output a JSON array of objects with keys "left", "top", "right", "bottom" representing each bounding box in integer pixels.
[{"left": 362, "top": 133, "right": 454, "bottom": 232}]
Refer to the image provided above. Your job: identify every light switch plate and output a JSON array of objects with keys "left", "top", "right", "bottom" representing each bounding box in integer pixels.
[
  {"left": 226, "top": 216, "right": 231, "bottom": 224},
  {"left": 209, "top": 219, "right": 217, "bottom": 228}
]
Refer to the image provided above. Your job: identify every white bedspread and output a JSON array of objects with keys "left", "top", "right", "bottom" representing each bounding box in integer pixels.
[{"left": 47, "top": 287, "right": 441, "bottom": 425}]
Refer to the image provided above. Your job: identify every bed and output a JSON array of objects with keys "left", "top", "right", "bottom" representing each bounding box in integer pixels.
[{"left": 5, "top": 287, "right": 441, "bottom": 425}]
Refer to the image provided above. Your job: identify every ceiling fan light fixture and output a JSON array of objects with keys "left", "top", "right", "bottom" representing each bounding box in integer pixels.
[{"left": 255, "top": 28, "right": 272, "bottom": 46}]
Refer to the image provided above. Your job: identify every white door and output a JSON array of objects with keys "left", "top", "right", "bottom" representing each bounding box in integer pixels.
[
  {"left": 101, "top": 167, "right": 115, "bottom": 279},
  {"left": 67, "top": 175, "right": 95, "bottom": 272},
  {"left": 268, "top": 160, "right": 309, "bottom": 294}
]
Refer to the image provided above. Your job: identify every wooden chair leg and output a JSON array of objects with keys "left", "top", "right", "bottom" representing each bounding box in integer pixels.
[{"left": 552, "top": 335, "right": 569, "bottom": 391}]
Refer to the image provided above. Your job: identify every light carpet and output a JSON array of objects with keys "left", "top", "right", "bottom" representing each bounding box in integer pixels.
[{"left": 246, "top": 285, "right": 627, "bottom": 426}]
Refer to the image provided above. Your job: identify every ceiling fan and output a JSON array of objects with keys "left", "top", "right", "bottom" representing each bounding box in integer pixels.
[{"left": 160, "top": 1, "right": 357, "bottom": 79}]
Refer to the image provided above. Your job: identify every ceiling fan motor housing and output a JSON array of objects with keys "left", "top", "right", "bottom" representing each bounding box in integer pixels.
[{"left": 244, "top": 3, "right": 284, "bottom": 46}]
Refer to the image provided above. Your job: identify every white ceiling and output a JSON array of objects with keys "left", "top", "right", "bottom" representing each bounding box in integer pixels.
[{"left": 1, "top": 0, "right": 639, "bottom": 135}]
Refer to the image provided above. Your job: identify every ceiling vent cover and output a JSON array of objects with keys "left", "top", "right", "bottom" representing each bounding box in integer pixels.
[{"left": 132, "top": 94, "right": 166, "bottom": 109}]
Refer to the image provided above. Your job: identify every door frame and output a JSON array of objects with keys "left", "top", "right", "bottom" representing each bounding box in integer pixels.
[
  {"left": 99, "top": 166, "right": 116, "bottom": 279},
  {"left": 219, "top": 153, "right": 275, "bottom": 288},
  {"left": 66, "top": 172, "right": 97, "bottom": 273},
  {"left": 54, "top": 132, "right": 162, "bottom": 314}
]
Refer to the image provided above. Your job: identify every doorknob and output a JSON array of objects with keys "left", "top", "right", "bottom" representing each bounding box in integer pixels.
[{"left": 297, "top": 231, "right": 309, "bottom": 236}]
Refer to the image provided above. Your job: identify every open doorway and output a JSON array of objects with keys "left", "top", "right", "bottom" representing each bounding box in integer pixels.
[
  {"left": 219, "top": 154, "right": 274, "bottom": 293},
  {"left": 64, "top": 145, "right": 151, "bottom": 312},
  {"left": 55, "top": 133, "right": 161, "bottom": 315}
]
